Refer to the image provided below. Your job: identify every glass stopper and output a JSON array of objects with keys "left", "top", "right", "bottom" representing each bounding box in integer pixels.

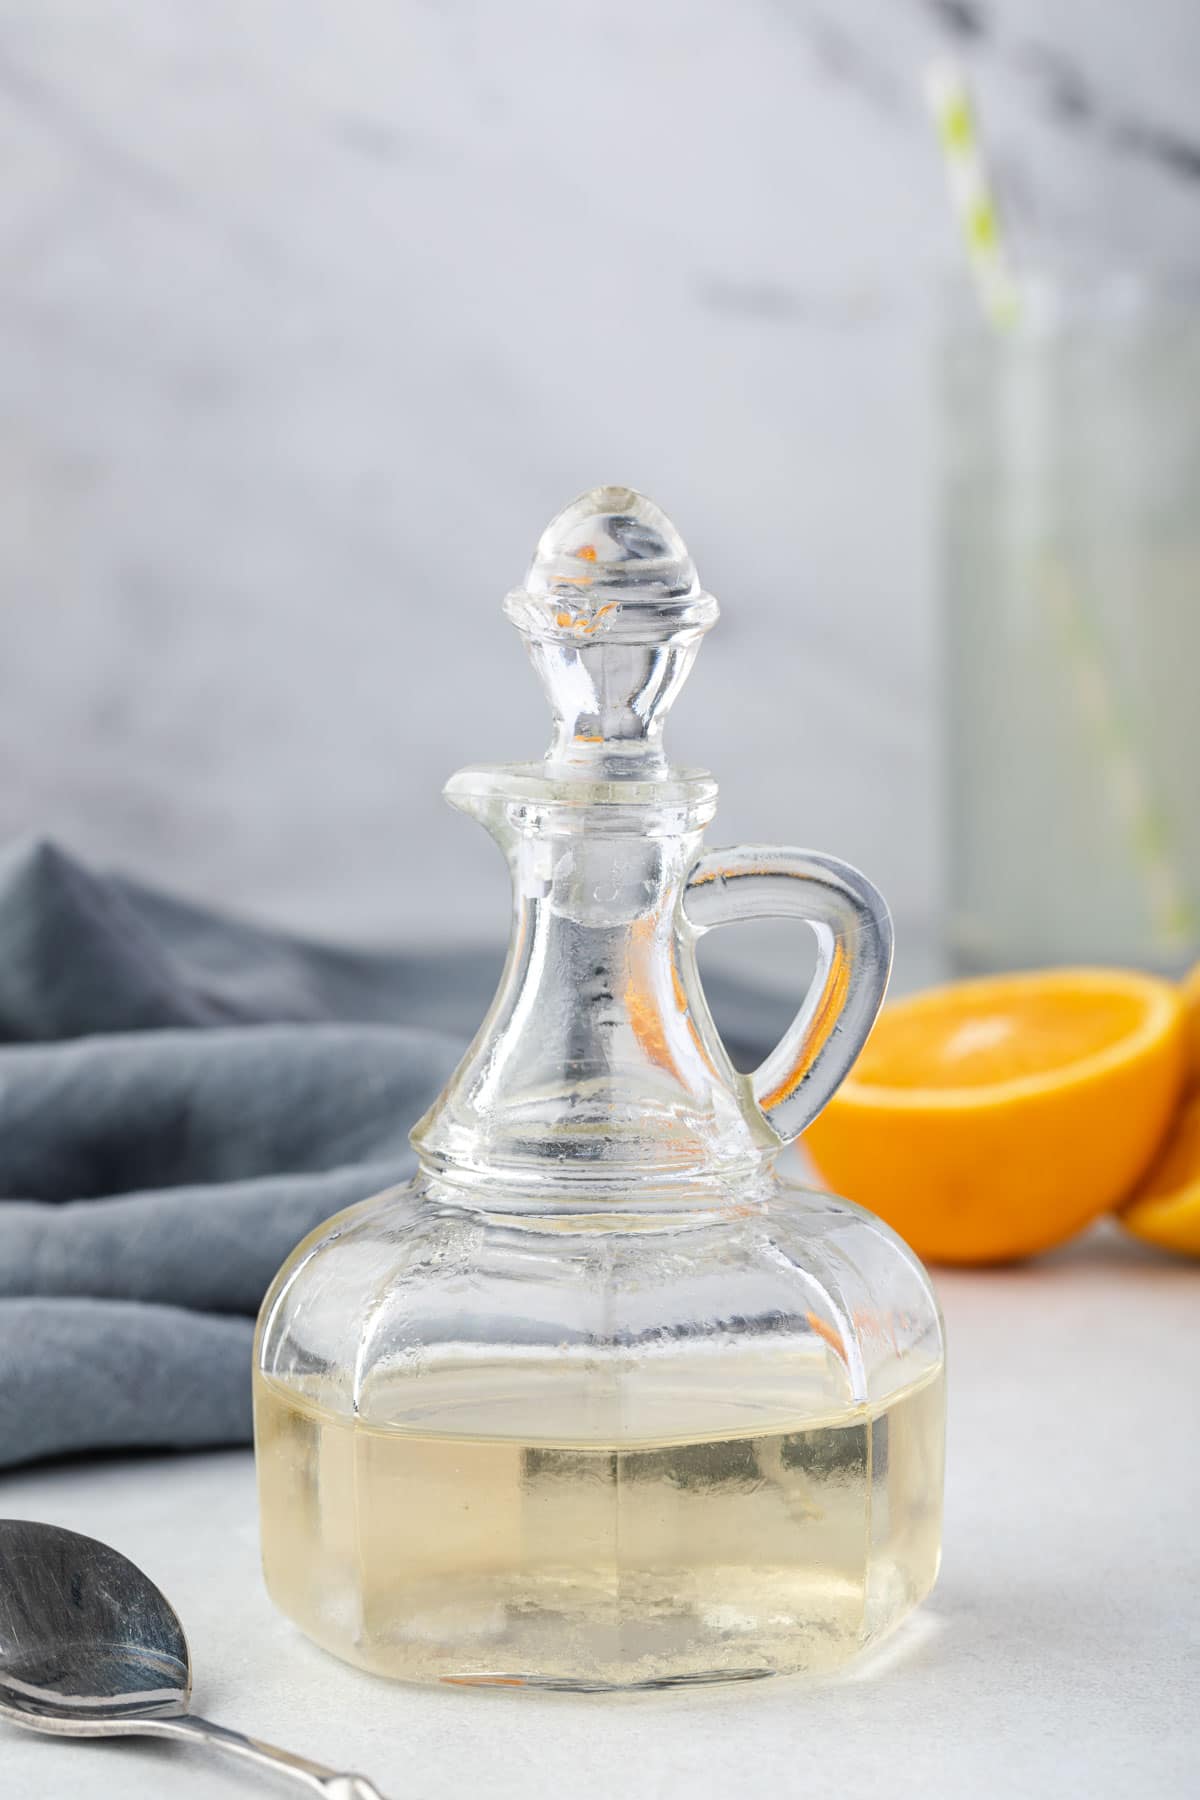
[{"left": 503, "top": 486, "right": 719, "bottom": 777}]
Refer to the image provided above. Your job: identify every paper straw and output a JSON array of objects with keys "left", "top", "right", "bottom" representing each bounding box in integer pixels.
[{"left": 925, "top": 61, "right": 1022, "bottom": 331}]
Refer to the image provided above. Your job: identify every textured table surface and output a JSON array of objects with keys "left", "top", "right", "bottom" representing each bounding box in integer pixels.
[{"left": 2, "top": 1227, "right": 1196, "bottom": 1800}]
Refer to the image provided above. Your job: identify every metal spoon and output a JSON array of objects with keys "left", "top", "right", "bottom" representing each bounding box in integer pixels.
[{"left": 0, "top": 1518, "right": 387, "bottom": 1798}]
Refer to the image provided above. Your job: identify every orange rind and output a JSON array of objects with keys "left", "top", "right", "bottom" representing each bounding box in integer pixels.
[{"left": 1120, "top": 1091, "right": 1200, "bottom": 1257}]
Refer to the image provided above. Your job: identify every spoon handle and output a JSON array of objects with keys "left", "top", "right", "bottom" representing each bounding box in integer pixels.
[{"left": 149, "top": 1713, "right": 388, "bottom": 1799}]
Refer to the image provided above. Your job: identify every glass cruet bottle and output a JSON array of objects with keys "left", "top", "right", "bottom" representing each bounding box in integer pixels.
[{"left": 253, "top": 485, "right": 945, "bottom": 1690}]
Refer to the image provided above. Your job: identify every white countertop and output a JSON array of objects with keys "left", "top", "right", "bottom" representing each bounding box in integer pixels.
[{"left": 3, "top": 1226, "right": 1197, "bottom": 1800}]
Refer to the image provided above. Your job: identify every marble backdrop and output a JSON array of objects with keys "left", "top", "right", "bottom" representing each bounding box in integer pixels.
[{"left": 2, "top": 1, "right": 1198, "bottom": 981}]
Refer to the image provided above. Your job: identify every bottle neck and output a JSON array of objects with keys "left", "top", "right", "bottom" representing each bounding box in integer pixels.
[{"left": 411, "top": 783, "right": 773, "bottom": 1199}]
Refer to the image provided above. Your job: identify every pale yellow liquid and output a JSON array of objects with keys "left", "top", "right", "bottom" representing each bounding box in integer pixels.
[{"left": 255, "top": 1364, "right": 943, "bottom": 1688}]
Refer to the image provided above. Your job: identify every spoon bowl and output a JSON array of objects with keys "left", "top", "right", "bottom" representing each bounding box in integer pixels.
[
  {"left": 0, "top": 1519, "right": 190, "bottom": 1733},
  {"left": 0, "top": 1519, "right": 385, "bottom": 1797}
]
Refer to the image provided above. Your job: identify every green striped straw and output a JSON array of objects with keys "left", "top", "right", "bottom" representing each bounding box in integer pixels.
[
  {"left": 925, "top": 61, "right": 1022, "bottom": 331},
  {"left": 926, "top": 60, "right": 1195, "bottom": 959}
]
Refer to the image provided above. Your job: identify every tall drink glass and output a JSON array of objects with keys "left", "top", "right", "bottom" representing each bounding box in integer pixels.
[{"left": 942, "top": 278, "right": 1200, "bottom": 973}]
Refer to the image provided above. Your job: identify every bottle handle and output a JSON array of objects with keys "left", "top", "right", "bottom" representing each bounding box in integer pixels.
[{"left": 683, "top": 845, "right": 893, "bottom": 1147}]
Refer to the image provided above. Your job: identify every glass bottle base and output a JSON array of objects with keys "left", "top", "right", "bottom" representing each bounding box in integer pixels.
[{"left": 254, "top": 1365, "right": 943, "bottom": 1690}]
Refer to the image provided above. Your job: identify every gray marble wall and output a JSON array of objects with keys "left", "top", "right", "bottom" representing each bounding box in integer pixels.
[{"left": 2, "top": 1, "right": 1198, "bottom": 979}]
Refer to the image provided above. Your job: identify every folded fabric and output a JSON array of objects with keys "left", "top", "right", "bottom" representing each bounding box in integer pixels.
[{"left": 0, "top": 838, "right": 787, "bottom": 1470}]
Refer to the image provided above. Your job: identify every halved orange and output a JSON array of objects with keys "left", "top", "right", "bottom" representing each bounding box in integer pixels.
[
  {"left": 1120, "top": 1092, "right": 1200, "bottom": 1257},
  {"left": 804, "top": 969, "right": 1186, "bottom": 1265},
  {"left": 1183, "top": 960, "right": 1200, "bottom": 1089}
]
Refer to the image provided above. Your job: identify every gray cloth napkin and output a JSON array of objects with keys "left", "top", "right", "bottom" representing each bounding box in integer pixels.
[{"left": 0, "top": 837, "right": 786, "bottom": 1471}]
